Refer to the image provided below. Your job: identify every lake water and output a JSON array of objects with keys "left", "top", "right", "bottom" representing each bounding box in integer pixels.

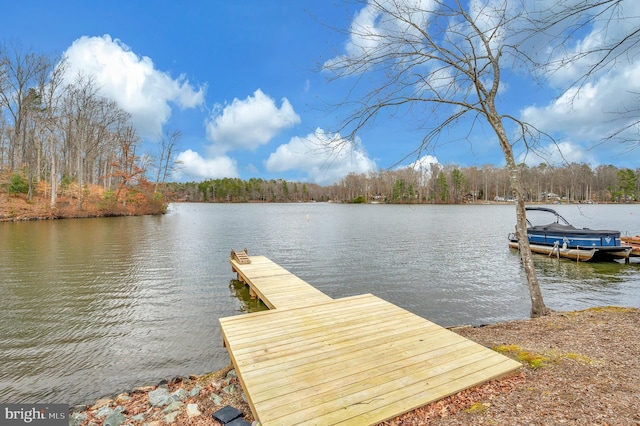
[{"left": 1, "top": 202, "right": 639, "bottom": 405}]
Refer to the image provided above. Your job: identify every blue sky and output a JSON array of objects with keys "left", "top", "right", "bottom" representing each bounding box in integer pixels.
[{"left": 4, "top": 1, "right": 639, "bottom": 184}]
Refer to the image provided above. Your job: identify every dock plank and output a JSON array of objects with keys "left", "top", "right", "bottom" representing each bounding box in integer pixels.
[
  {"left": 230, "top": 255, "right": 332, "bottom": 310},
  {"left": 222, "top": 254, "right": 521, "bottom": 425}
]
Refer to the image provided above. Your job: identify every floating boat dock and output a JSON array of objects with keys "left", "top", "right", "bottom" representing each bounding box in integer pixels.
[
  {"left": 220, "top": 250, "right": 521, "bottom": 425},
  {"left": 622, "top": 236, "right": 640, "bottom": 258}
]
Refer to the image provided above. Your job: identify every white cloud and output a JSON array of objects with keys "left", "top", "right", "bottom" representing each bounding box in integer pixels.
[
  {"left": 522, "top": 65, "right": 640, "bottom": 143},
  {"left": 397, "top": 154, "right": 440, "bottom": 185},
  {"left": 265, "top": 128, "right": 376, "bottom": 185},
  {"left": 63, "top": 35, "right": 206, "bottom": 139},
  {"left": 324, "top": 0, "right": 436, "bottom": 72},
  {"left": 518, "top": 141, "right": 597, "bottom": 167},
  {"left": 406, "top": 154, "right": 440, "bottom": 171},
  {"left": 518, "top": 1, "right": 640, "bottom": 153},
  {"left": 173, "top": 149, "right": 238, "bottom": 180},
  {"left": 206, "top": 89, "right": 300, "bottom": 152},
  {"left": 535, "top": 1, "right": 640, "bottom": 88}
]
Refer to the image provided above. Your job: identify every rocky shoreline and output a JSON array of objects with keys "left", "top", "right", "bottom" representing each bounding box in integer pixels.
[{"left": 69, "top": 365, "right": 254, "bottom": 426}]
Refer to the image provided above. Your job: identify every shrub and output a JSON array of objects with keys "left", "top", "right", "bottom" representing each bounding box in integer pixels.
[
  {"left": 9, "top": 171, "right": 29, "bottom": 195},
  {"left": 60, "top": 174, "right": 74, "bottom": 190},
  {"left": 98, "top": 189, "right": 118, "bottom": 210}
]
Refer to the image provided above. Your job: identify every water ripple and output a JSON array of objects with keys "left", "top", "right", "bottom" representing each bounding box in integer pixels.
[{"left": 1, "top": 203, "right": 638, "bottom": 405}]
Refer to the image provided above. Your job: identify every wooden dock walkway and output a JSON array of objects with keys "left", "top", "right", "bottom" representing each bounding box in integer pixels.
[
  {"left": 230, "top": 253, "right": 333, "bottom": 309},
  {"left": 222, "top": 251, "right": 521, "bottom": 425}
]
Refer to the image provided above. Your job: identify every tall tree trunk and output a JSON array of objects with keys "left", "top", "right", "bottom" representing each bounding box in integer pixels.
[
  {"left": 77, "top": 150, "right": 83, "bottom": 210},
  {"left": 490, "top": 110, "right": 550, "bottom": 318},
  {"left": 50, "top": 146, "right": 57, "bottom": 208},
  {"left": 512, "top": 178, "right": 549, "bottom": 317}
]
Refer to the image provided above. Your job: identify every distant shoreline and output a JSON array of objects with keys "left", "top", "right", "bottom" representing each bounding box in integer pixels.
[{"left": 3, "top": 194, "right": 636, "bottom": 223}]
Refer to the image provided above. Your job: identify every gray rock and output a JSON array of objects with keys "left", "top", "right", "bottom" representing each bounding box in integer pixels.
[
  {"left": 210, "top": 393, "right": 223, "bottom": 405},
  {"left": 95, "top": 406, "right": 113, "bottom": 418},
  {"left": 104, "top": 409, "right": 126, "bottom": 426},
  {"left": 162, "top": 401, "right": 184, "bottom": 413},
  {"left": 186, "top": 403, "right": 201, "bottom": 418},
  {"left": 226, "top": 369, "right": 238, "bottom": 379},
  {"left": 130, "top": 413, "right": 146, "bottom": 422},
  {"left": 171, "top": 388, "right": 189, "bottom": 401},
  {"left": 223, "top": 383, "right": 236, "bottom": 394},
  {"left": 148, "top": 388, "right": 173, "bottom": 407},
  {"left": 189, "top": 386, "right": 202, "bottom": 398},
  {"left": 69, "top": 412, "right": 87, "bottom": 426},
  {"left": 164, "top": 410, "right": 180, "bottom": 424}
]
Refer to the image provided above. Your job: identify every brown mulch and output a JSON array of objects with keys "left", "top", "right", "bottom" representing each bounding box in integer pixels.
[
  {"left": 75, "top": 306, "right": 640, "bottom": 425},
  {"left": 380, "top": 306, "right": 640, "bottom": 425}
]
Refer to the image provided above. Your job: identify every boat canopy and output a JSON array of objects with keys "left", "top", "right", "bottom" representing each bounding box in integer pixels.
[
  {"left": 525, "top": 207, "right": 571, "bottom": 227},
  {"left": 525, "top": 207, "right": 619, "bottom": 234}
]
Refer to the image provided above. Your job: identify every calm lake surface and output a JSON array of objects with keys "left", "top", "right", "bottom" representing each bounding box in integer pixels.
[{"left": 1, "top": 203, "right": 639, "bottom": 405}]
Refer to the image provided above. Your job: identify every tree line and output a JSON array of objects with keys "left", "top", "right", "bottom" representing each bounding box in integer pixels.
[
  {"left": 168, "top": 162, "right": 639, "bottom": 204},
  {"left": 0, "top": 42, "right": 176, "bottom": 215}
]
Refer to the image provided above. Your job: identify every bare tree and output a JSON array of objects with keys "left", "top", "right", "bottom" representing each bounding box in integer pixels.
[
  {"left": 323, "top": 0, "right": 550, "bottom": 316},
  {"left": 529, "top": 0, "right": 640, "bottom": 146},
  {"left": 0, "top": 42, "right": 53, "bottom": 197},
  {"left": 155, "top": 130, "right": 182, "bottom": 197},
  {"left": 61, "top": 73, "right": 100, "bottom": 209},
  {"left": 61, "top": 73, "right": 128, "bottom": 209},
  {"left": 0, "top": 43, "right": 162, "bottom": 214},
  {"left": 531, "top": 0, "right": 638, "bottom": 87},
  {"left": 36, "top": 57, "right": 68, "bottom": 207},
  {"left": 111, "top": 124, "right": 142, "bottom": 207}
]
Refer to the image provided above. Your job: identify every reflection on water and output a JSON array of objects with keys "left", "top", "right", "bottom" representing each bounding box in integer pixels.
[
  {"left": 536, "top": 255, "right": 629, "bottom": 283},
  {"left": 508, "top": 246, "right": 633, "bottom": 284},
  {"left": 528, "top": 251, "right": 640, "bottom": 310},
  {"left": 228, "top": 280, "right": 269, "bottom": 313},
  {"left": 0, "top": 203, "right": 638, "bottom": 406}
]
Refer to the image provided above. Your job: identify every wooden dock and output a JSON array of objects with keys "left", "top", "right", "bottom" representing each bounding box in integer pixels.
[
  {"left": 222, "top": 251, "right": 521, "bottom": 425},
  {"left": 230, "top": 254, "right": 333, "bottom": 309}
]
